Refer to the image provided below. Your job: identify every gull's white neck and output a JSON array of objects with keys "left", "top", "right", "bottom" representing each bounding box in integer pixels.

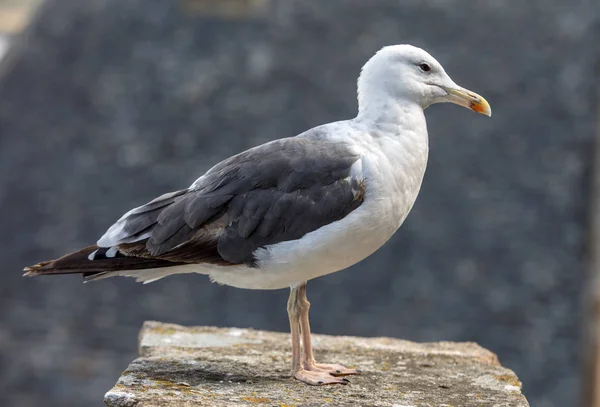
[
  {"left": 354, "top": 93, "right": 429, "bottom": 147},
  {"left": 358, "top": 98, "right": 425, "bottom": 129},
  {"left": 351, "top": 82, "right": 430, "bottom": 236}
]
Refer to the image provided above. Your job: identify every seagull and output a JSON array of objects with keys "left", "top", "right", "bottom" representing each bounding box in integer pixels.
[{"left": 24, "top": 44, "right": 491, "bottom": 385}]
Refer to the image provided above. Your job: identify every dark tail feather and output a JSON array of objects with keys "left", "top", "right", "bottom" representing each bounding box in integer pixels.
[{"left": 23, "top": 245, "right": 182, "bottom": 279}]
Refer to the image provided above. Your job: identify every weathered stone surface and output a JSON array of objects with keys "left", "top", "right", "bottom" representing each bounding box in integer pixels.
[{"left": 104, "top": 322, "right": 529, "bottom": 406}]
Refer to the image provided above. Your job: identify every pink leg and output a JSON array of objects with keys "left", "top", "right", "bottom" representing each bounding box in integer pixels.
[
  {"left": 287, "top": 283, "right": 350, "bottom": 385},
  {"left": 297, "top": 283, "right": 360, "bottom": 377},
  {"left": 287, "top": 290, "right": 301, "bottom": 375}
]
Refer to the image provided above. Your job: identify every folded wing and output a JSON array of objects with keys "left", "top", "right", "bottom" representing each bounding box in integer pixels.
[{"left": 24, "top": 135, "right": 366, "bottom": 279}]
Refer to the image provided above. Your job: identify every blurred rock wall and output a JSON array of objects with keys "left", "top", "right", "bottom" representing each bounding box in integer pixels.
[{"left": 0, "top": 1, "right": 598, "bottom": 406}]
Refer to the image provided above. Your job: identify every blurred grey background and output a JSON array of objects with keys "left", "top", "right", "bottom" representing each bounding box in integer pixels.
[{"left": 1, "top": 0, "right": 598, "bottom": 406}]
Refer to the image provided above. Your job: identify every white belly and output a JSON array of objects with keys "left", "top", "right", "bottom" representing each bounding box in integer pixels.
[{"left": 208, "top": 204, "right": 396, "bottom": 289}]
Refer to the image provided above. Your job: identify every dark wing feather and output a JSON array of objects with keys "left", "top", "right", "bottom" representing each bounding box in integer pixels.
[{"left": 23, "top": 245, "right": 184, "bottom": 277}]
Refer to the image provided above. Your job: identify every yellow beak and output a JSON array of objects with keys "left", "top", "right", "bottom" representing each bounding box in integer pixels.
[{"left": 443, "top": 87, "right": 492, "bottom": 117}]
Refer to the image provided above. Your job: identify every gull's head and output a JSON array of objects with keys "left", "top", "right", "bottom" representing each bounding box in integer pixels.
[{"left": 358, "top": 44, "right": 491, "bottom": 117}]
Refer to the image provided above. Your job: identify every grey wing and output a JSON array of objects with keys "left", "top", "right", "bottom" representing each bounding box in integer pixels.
[{"left": 97, "top": 136, "right": 366, "bottom": 267}]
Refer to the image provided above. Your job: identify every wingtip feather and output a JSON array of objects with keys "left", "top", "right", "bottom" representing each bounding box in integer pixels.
[{"left": 22, "top": 261, "right": 51, "bottom": 277}]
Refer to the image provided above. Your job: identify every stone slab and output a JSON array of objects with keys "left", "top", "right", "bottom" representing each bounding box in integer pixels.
[{"left": 104, "top": 321, "right": 529, "bottom": 407}]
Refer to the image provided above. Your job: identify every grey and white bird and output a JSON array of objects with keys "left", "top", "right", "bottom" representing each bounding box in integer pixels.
[{"left": 24, "top": 44, "right": 491, "bottom": 385}]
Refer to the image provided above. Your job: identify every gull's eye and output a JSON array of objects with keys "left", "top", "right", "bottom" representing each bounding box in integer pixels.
[{"left": 419, "top": 63, "right": 431, "bottom": 72}]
